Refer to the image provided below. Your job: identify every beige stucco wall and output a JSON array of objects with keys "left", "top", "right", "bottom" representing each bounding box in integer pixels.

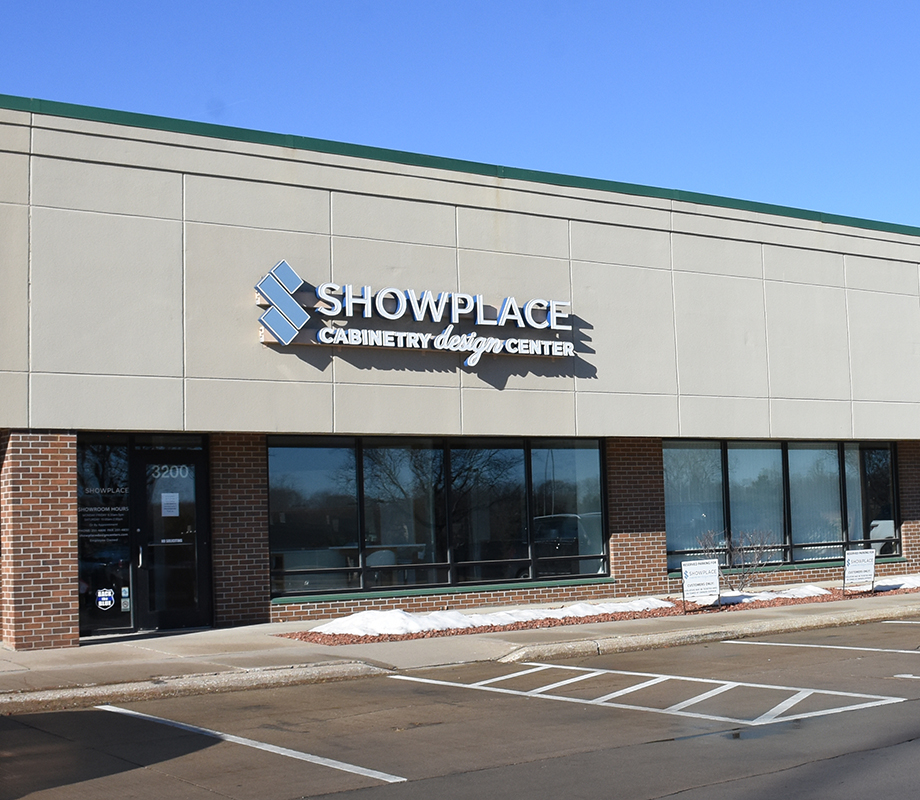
[{"left": 3, "top": 108, "right": 920, "bottom": 439}]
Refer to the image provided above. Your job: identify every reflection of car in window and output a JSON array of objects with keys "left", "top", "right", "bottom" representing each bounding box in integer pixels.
[
  {"left": 867, "top": 519, "right": 896, "bottom": 555},
  {"left": 532, "top": 513, "right": 604, "bottom": 575}
]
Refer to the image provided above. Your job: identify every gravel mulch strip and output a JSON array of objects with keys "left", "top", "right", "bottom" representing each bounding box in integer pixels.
[{"left": 279, "top": 585, "right": 920, "bottom": 647}]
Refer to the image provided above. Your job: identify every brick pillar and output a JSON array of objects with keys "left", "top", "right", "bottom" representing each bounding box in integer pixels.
[
  {"left": 0, "top": 430, "right": 79, "bottom": 650},
  {"left": 896, "top": 441, "right": 920, "bottom": 573},
  {"left": 605, "top": 437, "right": 668, "bottom": 595},
  {"left": 210, "top": 433, "right": 270, "bottom": 625}
]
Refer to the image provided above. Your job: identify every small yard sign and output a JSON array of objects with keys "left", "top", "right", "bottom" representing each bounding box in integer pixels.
[
  {"left": 844, "top": 549, "right": 876, "bottom": 592},
  {"left": 681, "top": 559, "right": 721, "bottom": 609}
]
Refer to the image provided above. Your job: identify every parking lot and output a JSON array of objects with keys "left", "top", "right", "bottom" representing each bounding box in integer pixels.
[{"left": 7, "top": 618, "right": 920, "bottom": 799}]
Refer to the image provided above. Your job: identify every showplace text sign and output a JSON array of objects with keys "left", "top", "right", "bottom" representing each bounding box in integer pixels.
[{"left": 256, "top": 260, "right": 576, "bottom": 368}]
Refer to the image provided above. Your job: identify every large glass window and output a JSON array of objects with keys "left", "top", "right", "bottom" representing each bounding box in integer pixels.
[
  {"left": 78, "top": 440, "right": 132, "bottom": 634},
  {"left": 727, "top": 442, "right": 785, "bottom": 561},
  {"left": 363, "top": 439, "right": 448, "bottom": 588},
  {"left": 789, "top": 443, "right": 843, "bottom": 561},
  {"left": 664, "top": 440, "right": 899, "bottom": 569},
  {"left": 531, "top": 441, "right": 605, "bottom": 577},
  {"left": 845, "top": 444, "right": 896, "bottom": 554},
  {"left": 450, "top": 440, "right": 528, "bottom": 583},
  {"left": 268, "top": 437, "right": 606, "bottom": 596},
  {"left": 268, "top": 443, "right": 360, "bottom": 594},
  {"left": 663, "top": 441, "right": 725, "bottom": 570}
]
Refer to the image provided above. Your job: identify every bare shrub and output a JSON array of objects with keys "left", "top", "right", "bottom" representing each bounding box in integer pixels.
[{"left": 697, "top": 529, "right": 777, "bottom": 591}]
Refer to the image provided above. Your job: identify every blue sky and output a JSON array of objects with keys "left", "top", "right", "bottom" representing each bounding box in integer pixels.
[{"left": 3, "top": 1, "right": 918, "bottom": 225}]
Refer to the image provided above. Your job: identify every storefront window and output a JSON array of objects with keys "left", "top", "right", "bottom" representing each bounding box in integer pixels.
[
  {"left": 450, "top": 441, "right": 528, "bottom": 583},
  {"left": 531, "top": 441, "right": 604, "bottom": 577},
  {"left": 845, "top": 444, "right": 896, "bottom": 554},
  {"left": 268, "top": 443, "right": 360, "bottom": 594},
  {"left": 267, "top": 437, "right": 607, "bottom": 596},
  {"left": 663, "top": 441, "right": 725, "bottom": 570},
  {"left": 789, "top": 443, "right": 843, "bottom": 561},
  {"left": 363, "top": 439, "right": 447, "bottom": 588},
  {"left": 727, "top": 442, "right": 785, "bottom": 562},
  {"left": 78, "top": 440, "right": 132, "bottom": 634},
  {"left": 664, "top": 440, "right": 899, "bottom": 569}
]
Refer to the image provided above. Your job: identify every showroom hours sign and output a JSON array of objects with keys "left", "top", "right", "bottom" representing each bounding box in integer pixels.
[{"left": 255, "top": 260, "right": 576, "bottom": 368}]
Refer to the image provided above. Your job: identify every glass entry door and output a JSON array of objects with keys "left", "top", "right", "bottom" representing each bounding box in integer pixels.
[{"left": 132, "top": 450, "right": 212, "bottom": 630}]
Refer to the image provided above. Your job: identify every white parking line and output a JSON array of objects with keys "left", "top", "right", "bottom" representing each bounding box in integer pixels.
[
  {"left": 725, "top": 640, "right": 920, "bottom": 655},
  {"left": 753, "top": 690, "right": 813, "bottom": 725},
  {"left": 666, "top": 682, "right": 737, "bottom": 712},
  {"left": 97, "top": 704, "right": 406, "bottom": 784},
  {"left": 529, "top": 671, "right": 605, "bottom": 695},
  {"left": 391, "top": 663, "right": 904, "bottom": 727}
]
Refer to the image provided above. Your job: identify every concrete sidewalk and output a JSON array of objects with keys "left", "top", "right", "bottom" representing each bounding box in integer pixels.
[{"left": 4, "top": 592, "right": 920, "bottom": 713}]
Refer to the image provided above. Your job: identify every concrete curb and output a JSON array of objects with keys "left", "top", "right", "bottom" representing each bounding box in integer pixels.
[
  {"left": 499, "top": 602, "right": 920, "bottom": 662},
  {"left": 0, "top": 661, "right": 389, "bottom": 715},
  {"left": 5, "top": 599, "right": 920, "bottom": 714}
]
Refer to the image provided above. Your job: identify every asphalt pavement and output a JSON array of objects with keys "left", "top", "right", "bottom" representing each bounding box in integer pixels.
[{"left": 4, "top": 589, "right": 920, "bottom": 714}]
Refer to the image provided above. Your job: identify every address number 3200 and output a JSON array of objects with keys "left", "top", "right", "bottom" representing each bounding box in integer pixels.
[{"left": 150, "top": 464, "right": 191, "bottom": 479}]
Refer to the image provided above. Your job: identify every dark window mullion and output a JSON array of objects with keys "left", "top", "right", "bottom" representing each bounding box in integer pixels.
[
  {"left": 781, "top": 443, "right": 792, "bottom": 563},
  {"left": 721, "top": 442, "right": 732, "bottom": 565},
  {"left": 355, "top": 438, "right": 367, "bottom": 590},
  {"left": 524, "top": 440, "right": 535, "bottom": 580},
  {"left": 839, "top": 442, "right": 850, "bottom": 548},
  {"left": 444, "top": 442, "right": 456, "bottom": 586}
]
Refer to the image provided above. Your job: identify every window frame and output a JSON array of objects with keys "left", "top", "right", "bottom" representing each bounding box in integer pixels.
[
  {"left": 267, "top": 436, "right": 608, "bottom": 597},
  {"left": 664, "top": 440, "right": 900, "bottom": 570}
]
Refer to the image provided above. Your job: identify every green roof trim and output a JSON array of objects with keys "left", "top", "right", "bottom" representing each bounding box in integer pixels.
[{"left": 4, "top": 92, "right": 919, "bottom": 238}]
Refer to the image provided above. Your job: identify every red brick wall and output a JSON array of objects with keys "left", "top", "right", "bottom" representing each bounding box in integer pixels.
[
  {"left": 271, "top": 581, "right": 620, "bottom": 622},
  {"left": 0, "top": 430, "right": 79, "bottom": 650},
  {"left": 605, "top": 437, "right": 669, "bottom": 595},
  {"left": 210, "top": 433, "right": 270, "bottom": 625},
  {"left": 895, "top": 441, "right": 920, "bottom": 574}
]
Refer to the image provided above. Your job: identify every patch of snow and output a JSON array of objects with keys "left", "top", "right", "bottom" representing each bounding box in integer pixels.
[
  {"left": 309, "top": 574, "right": 920, "bottom": 638},
  {"left": 312, "top": 597, "right": 673, "bottom": 637}
]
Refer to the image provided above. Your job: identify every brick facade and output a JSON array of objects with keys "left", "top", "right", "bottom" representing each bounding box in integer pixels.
[
  {"left": 270, "top": 581, "right": 620, "bottom": 622},
  {"left": 1, "top": 431, "right": 918, "bottom": 646},
  {"left": 264, "top": 436, "right": 920, "bottom": 625},
  {"left": 210, "top": 433, "right": 271, "bottom": 626},
  {"left": 0, "top": 430, "right": 79, "bottom": 650},
  {"left": 605, "top": 437, "right": 669, "bottom": 595}
]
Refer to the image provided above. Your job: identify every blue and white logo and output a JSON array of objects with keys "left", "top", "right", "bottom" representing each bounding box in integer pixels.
[
  {"left": 255, "top": 260, "right": 310, "bottom": 345},
  {"left": 95, "top": 588, "right": 115, "bottom": 611}
]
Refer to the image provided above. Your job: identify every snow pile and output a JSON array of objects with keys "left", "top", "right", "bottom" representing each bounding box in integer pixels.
[
  {"left": 312, "top": 597, "right": 673, "bottom": 637},
  {"left": 693, "top": 584, "right": 831, "bottom": 607},
  {"left": 308, "top": 574, "right": 920, "bottom": 639},
  {"left": 875, "top": 574, "right": 920, "bottom": 591}
]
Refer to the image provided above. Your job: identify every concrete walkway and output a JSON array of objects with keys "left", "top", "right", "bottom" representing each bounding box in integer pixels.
[{"left": 4, "top": 592, "right": 920, "bottom": 713}]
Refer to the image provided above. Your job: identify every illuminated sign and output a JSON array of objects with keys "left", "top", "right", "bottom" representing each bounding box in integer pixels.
[{"left": 256, "top": 261, "right": 576, "bottom": 368}]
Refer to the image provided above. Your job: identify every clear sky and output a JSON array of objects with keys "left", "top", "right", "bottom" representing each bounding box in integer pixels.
[{"left": 3, "top": 1, "right": 918, "bottom": 226}]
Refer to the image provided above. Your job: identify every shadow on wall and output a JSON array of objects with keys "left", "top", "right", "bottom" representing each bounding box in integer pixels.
[{"left": 279, "top": 315, "right": 596, "bottom": 390}]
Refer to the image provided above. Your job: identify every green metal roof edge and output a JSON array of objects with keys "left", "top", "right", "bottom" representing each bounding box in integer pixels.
[
  {"left": 5, "top": 92, "right": 919, "bottom": 239},
  {"left": 270, "top": 576, "right": 617, "bottom": 605}
]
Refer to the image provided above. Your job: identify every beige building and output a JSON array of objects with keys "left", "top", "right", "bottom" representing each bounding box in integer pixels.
[{"left": 1, "top": 94, "right": 917, "bottom": 649}]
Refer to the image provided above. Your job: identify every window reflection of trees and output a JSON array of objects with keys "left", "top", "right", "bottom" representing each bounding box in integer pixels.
[
  {"left": 268, "top": 448, "right": 359, "bottom": 551},
  {"left": 78, "top": 444, "right": 129, "bottom": 499},
  {"left": 451, "top": 447, "right": 527, "bottom": 566},
  {"left": 363, "top": 445, "right": 445, "bottom": 561},
  {"left": 267, "top": 440, "right": 607, "bottom": 593},
  {"left": 665, "top": 441, "right": 899, "bottom": 566}
]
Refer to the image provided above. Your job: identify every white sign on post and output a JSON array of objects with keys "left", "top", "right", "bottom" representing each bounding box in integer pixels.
[
  {"left": 844, "top": 549, "right": 876, "bottom": 591},
  {"left": 681, "top": 559, "right": 721, "bottom": 605}
]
